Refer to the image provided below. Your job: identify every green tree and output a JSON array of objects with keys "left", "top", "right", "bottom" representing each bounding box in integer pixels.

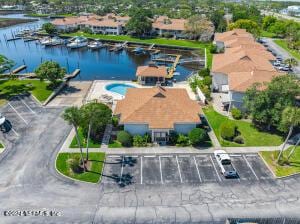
[
  {"left": 284, "top": 58, "right": 298, "bottom": 70},
  {"left": 277, "top": 107, "right": 300, "bottom": 163},
  {"left": 184, "top": 15, "right": 214, "bottom": 41},
  {"left": 63, "top": 107, "right": 86, "bottom": 171},
  {"left": 188, "top": 128, "right": 206, "bottom": 146},
  {"left": 35, "top": 61, "right": 65, "bottom": 87},
  {"left": 262, "top": 16, "right": 277, "bottom": 31},
  {"left": 80, "top": 102, "right": 112, "bottom": 161},
  {"left": 228, "top": 19, "right": 261, "bottom": 37},
  {"left": 42, "top": 22, "right": 57, "bottom": 34},
  {"left": 125, "top": 8, "right": 152, "bottom": 37},
  {"left": 244, "top": 75, "right": 300, "bottom": 131},
  {"left": 117, "top": 131, "right": 132, "bottom": 147},
  {"left": 268, "top": 20, "right": 286, "bottom": 38}
]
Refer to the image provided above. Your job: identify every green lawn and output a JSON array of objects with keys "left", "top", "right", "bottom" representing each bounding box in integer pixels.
[
  {"left": 274, "top": 39, "right": 300, "bottom": 61},
  {"left": 108, "top": 140, "right": 123, "bottom": 148},
  {"left": 56, "top": 152, "right": 105, "bottom": 183},
  {"left": 260, "top": 30, "right": 277, "bottom": 38},
  {"left": 70, "top": 128, "right": 101, "bottom": 148},
  {"left": 63, "top": 32, "right": 213, "bottom": 68},
  {"left": 0, "top": 79, "right": 53, "bottom": 105},
  {"left": 260, "top": 146, "right": 300, "bottom": 177},
  {"left": 203, "top": 107, "right": 283, "bottom": 147}
]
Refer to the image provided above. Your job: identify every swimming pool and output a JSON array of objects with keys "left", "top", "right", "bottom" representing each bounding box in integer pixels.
[{"left": 105, "top": 83, "right": 136, "bottom": 95}]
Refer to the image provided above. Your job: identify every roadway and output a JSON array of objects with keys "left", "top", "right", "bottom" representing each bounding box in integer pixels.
[{"left": 0, "top": 95, "right": 300, "bottom": 223}]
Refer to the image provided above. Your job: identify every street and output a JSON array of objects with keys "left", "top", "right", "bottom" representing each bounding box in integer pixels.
[{"left": 0, "top": 96, "right": 300, "bottom": 223}]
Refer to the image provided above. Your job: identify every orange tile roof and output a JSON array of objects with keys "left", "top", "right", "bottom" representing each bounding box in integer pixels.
[
  {"left": 80, "top": 18, "right": 121, "bottom": 27},
  {"left": 225, "top": 46, "right": 275, "bottom": 61},
  {"left": 152, "top": 16, "right": 186, "bottom": 31},
  {"left": 114, "top": 87, "right": 202, "bottom": 129},
  {"left": 228, "top": 69, "right": 284, "bottom": 92},
  {"left": 136, "top": 65, "right": 168, "bottom": 77},
  {"left": 214, "top": 29, "right": 253, "bottom": 42},
  {"left": 212, "top": 50, "right": 275, "bottom": 74}
]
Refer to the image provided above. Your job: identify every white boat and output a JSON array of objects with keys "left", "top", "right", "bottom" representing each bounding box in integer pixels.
[
  {"left": 44, "top": 37, "right": 65, "bottom": 46},
  {"left": 40, "top": 37, "right": 51, "bottom": 45},
  {"left": 87, "top": 40, "right": 103, "bottom": 49},
  {"left": 67, "top": 37, "right": 88, "bottom": 49}
]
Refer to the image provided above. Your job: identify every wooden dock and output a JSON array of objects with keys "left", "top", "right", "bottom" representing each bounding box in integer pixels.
[
  {"left": 65, "top": 69, "right": 80, "bottom": 80},
  {"left": 166, "top": 54, "right": 181, "bottom": 79},
  {"left": 6, "top": 37, "right": 21, "bottom": 41},
  {"left": 12, "top": 65, "right": 27, "bottom": 74},
  {"left": 148, "top": 43, "right": 155, "bottom": 50}
]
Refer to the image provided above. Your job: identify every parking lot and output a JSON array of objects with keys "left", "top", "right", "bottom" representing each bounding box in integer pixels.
[
  {"left": 0, "top": 94, "right": 42, "bottom": 141},
  {"left": 102, "top": 153, "right": 274, "bottom": 186}
]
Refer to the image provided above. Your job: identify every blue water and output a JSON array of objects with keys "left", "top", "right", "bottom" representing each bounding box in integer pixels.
[
  {"left": 0, "top": 14, "right": 198, "bottom": 81},
  {"left": 106, "top": 83, "right": 136, "bottom": 95}
]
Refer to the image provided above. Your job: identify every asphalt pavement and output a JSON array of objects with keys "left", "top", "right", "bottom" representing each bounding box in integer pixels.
[{"left": 0, "top": 96, "right": 300, "bottom": 223}]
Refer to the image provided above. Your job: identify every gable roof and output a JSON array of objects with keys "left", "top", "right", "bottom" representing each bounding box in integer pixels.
[
  {"left": 136, "top": 65, "right": 168, "bottom": 77},
  {"left": 228, "top": 69, "right": 284, "bottom": 92},
  {"left": 114, "top": 87, "right": 202, "bottom": 129},
  {"left": 214, "top": 29, "right": 253, "bottom": 42},
  {"left": 152, "top": 16, "right": 187, "bottom": 31},
  {"left": 212, "top": 50, "right": 275, "bottom": 74}
]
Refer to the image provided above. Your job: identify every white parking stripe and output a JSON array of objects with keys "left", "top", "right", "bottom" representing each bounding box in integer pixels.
[
  {"left": 230, "top": 162, "right": 240, "bottom": 182},
  {"left": 193, "top": 156, "right": 202, "bottom": 182},
  {"left": 108, "top": 155, "right": 121, "bottom": 158},
  {"left": 11, "top": 127, "right": 19, "bottom": 136},
  {"left": 159, "top": 156, "right": 163, "bottom": 184},
  {"left": 243, "top": 155, "right": 259, "bottom": 180},
  {"left": 176, "top": 155, "right": 183, "bottom": 183},
  {"left": 230, "top": 154, "right": 242, "bottom": 157},
  {"left": 144, "top": 155, "right": 155, "bottom": 158},
  {"left": 140, "top": 156, "right": 143, "bottom": 184},
  {"left": 8, "top": 103, "right": 28, "bottom": 125},
  {"left": 160, "top": 155, "right": 173, "bottom": 158},
  {"left": 120, "top": 156, "right": 124, "bottom": 182},
  {"left": 210, "top": 155, "right": 222, "bottom": 182},
  {"left": 18, "top": 96, "right": 36, "bottom": 114}
]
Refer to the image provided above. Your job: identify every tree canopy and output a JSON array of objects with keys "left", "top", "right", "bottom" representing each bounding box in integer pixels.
[
  {"left": 228, "top": 19, "right": 261, "bottom": 37},
  {"left": 42, "top": 22, "right": 57, "bottom": 35},
  {"left": 35, "top": 61, "right": 65, "bottom": 86},
  {"left": 125, "top": 8, "right": 152, "bottom": 37},
  {"left": 184, "top": 15, "right": 214, "bottom": 41},
  {"left": 243, "top": 75, "right": 300, "bottom": 132}
]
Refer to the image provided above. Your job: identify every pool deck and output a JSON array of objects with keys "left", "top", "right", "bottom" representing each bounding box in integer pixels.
[{"left": 86, "top": 80, "right": 195, "bottom": 103}]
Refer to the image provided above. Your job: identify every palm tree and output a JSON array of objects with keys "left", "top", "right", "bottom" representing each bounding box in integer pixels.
[
  {"left": 81, "top": 102, "right": 99, "bottom": 161},
  {"left": 287, "top": 137, "right": 300, "bottom": 161},
  {"left": 284, "top": 58, "right": 298, "bottom": 70},
  {"left": 277, "top": 107, "right": 300, "bottom": 163},
  {"left": 62, "top": 106, "right": 86, "bottom": 171}
]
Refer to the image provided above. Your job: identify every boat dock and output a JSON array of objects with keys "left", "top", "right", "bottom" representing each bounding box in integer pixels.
[
  {"left": 12, "top": 65, "right": 27, "bottom": 74},
  {"left": 23, "top": 37, "right": 40, "bottom": 42},
  {"left": 65, "top": 69, "right": 81, "bottom": 80},
  {"left": 148, "top": 44, "right": 155, "bottom": 50},
  {"left": 6, "top": 37, "right": 22, "bottom": 41},
  {"left": 167, "top": 54, "right": 181, "bottom": 79}
]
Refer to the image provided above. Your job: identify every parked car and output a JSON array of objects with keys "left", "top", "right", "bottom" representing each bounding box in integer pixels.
[
  {"left": 0, "top": 113, "right": 6, "bottom": 132},
  {"left": 214, "top": 150, "right": 238, "bottom": 178},
  {"left": 273, "top": 61, "right": 281, "bottom": 66},
  {"left": 276, "top": 57, "right": 283, "bottom": 61}
]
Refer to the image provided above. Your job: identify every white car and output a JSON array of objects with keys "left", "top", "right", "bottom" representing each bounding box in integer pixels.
[
  {"left": 214, "top": 150, "right": 238, "bottom": 178},
  {"left": 0, "top": 113, "right": 6, "bottom": 126}
]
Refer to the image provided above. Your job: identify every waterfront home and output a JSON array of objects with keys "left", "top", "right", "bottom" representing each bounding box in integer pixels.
[
  {"left": 136, "top": 64, "right": 168, "bottom": 85},
  {"left": 114, "top": 86, "right": 202, "bottom": 143},
  {"left": 152, "top": 16, "right": 187, "bottom": 38},
  {"left": 52, "top": 13, "right": 129, "bottom": 34},
  {"left": 79, "top": 14, "right": 129, "bottom": 35},
  {"left": 213, "top": 29, "right": 254, "bottom": 52},
  {"left": 211, "top": 29, "right": 283, "bottom": 111}
]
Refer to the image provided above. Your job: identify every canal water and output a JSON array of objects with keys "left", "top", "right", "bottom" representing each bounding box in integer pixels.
[{"left": 0, "top": 14, "right": 199, "bottom": 81}]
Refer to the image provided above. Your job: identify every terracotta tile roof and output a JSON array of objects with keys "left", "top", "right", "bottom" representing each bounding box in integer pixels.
[
  {"left": 152, "top": 16, "right": 186, "bottom": 31},
  {"left": 212, "top": 50, "right": 275, "bottom": 74},
  {"left": 80, "top": 18, "right": 121, "bottom": 27},
  {"left": 223, "top": 37, "right": 256, "bottom": 48},
  {"left": 114, "top": 87, "right": 202, "bottom": 129},
  {"left": 228, "top": 69, "right": 284, "bottom": 92},
  {"left": 52, "top": 16, "right": 91, "bottom": 26},
  {"left": 214, "top": 29, "right": 253, "bottom": 42},
  {"left": 226, "top": 46, "right": 275, "bottom": 61},
  {"left": 136, "top": 65, "right": 168, "bottom": 77}
]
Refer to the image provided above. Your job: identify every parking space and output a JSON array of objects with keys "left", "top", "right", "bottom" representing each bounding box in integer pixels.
[
  {"left": 102, "top": 153, "right": 274, "bottom": 187},
  {"left": 0, "top": 95, "right": 41, "bottom": 140}
]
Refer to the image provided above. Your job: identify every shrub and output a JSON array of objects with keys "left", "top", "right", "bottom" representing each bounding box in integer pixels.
[
  {"left": 133, "top": 135, "right": 146, "bottom": 147},
  {"left": 231, "top": 108, "right": 242, "bottom": 120},
  {"left": 169, "top": 132, "right": 178, "bottom": 145},
  {"left": 188, "top": 128, "right": 206, "bottom": 145},
  {"left": 233, "top": 135, "right": 244, "bottom": 144},
  {"left": 210, "top": 44, "right": 218, "bottom": 53},
  {"left": 198, "top": 68, "right": 210, "bottom": 77},
  {"left": 203, "top": 76, "right": 212, "bottom": 86},
  {"left": 220, "top": 122, "right": 237, "bottom": 141},
  {"left": 112, "top": 116, "right": 119, "bottom": 127},
  {"left": 67, "top": 155, "right": 82, "bottom": 173},
  {"left": 176, "top": 134, "right": 190, "bottom": 146},
  {"left": 117, "top": 131, "right": 132, "bottom": 147}
]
